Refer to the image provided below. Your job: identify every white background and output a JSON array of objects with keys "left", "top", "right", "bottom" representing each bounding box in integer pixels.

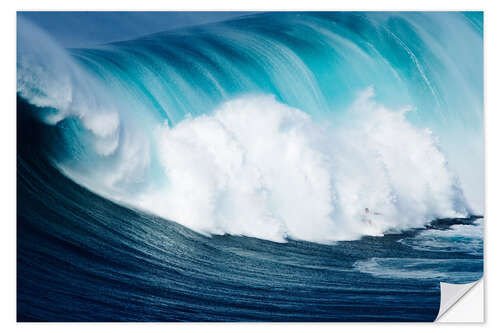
[{"left": 1, "top": 0, "right": 498, "bottom": 331}]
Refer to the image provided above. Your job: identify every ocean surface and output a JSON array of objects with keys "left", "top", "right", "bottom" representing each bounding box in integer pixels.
[{"left": 17, "top": 12, "right": 484, "bottom": 321}]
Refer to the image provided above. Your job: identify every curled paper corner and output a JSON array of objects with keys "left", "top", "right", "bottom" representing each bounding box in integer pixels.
[{"left": 435, "top": 279, "right": 484, "bottom": 322}]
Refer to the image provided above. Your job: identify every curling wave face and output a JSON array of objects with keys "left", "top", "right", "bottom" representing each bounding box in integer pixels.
[{"left": 17, "top": 12, "right": 483, "bottom": 243}]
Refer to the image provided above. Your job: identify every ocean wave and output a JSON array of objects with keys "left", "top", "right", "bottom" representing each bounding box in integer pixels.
[{"left": 17, "top": 12, "right": 482, "bottom": 243}]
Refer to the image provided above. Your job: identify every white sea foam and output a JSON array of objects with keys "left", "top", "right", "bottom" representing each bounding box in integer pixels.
[
  {"left": 119, "top": 90, "right": 468, "bottom": 243},
  {"left": 17, "top": 18, "right": 122, "bottom": 156},
  {"left": 399, "top": 219, "right": 483, "bottom": 255},
  {"left": 353, "top": 257, "right": 482, "bottom": 283}
]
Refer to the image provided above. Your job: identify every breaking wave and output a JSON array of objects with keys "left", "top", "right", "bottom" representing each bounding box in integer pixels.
[{"left": 17, "top": 12, "right": 483, "bottom": 243}]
